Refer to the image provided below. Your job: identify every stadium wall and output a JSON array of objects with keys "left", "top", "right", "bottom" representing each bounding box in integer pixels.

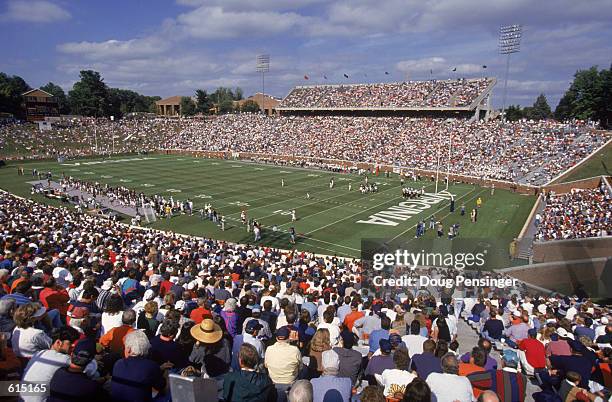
[
  {"left": 532, "top": 236, "right": 612, "bottom": 264},
  {"left": 160, "top": 149, "right": 537, "bottom": 194},
  {"left": 541, "top": 175, "right": 603, "bottom": 194},
  {"left": 497, "top": 257, "right": 611, "bottom": 297}
]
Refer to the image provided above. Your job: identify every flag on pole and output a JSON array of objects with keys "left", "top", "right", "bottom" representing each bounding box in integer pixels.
[
  {"left": 482, "top": 65, "right": 487, "bottom": 69},
  {"left": 385, "top": 71, "right": 390, "bottom": 75},
  {"left": 452, "top": 67, "right": 457, "bottom": 71},
  {"left": 343, "top": 73, "right": 349, "bottom": 78},
  {"left": 430, "top": 69, "right": 433, "bottom": 75},
  {"left": 304, "top": 75, "right": 309, "bottom": 80},
  {"left": 323, "top": 75, "right": 328, "bottom": 79}
]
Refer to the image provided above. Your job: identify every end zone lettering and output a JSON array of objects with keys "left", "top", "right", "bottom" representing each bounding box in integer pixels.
[{"left": 356, "top": 191, "right": 455, "bottom": 226}]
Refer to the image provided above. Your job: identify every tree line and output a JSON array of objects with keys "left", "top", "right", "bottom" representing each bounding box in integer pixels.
[
  {"left": 0, "top": 69, "right": 260, "bottom": 119},
  {"left": 504, "top": 64, "right": 611, "bottom": 128}
]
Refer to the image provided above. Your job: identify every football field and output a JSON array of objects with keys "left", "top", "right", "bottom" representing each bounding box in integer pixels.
[{"left": 0, "top": 154, "right": 536, "bottom": 258}]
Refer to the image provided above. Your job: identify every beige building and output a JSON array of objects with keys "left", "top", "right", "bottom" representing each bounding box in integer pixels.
[
  {"left": 235, "top": 93, "right": 280, "bottom": 115},
  {"left": 155, "top": 96, "right": 183, "bottom": 116}
]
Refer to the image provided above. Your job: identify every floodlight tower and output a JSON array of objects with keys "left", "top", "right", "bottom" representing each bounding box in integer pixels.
[
  {"left": 256, "top": 54, "right": 270, "bottom": 115},
  {"left": 498, "top": 24, "right": 522, "bottom": 123}
]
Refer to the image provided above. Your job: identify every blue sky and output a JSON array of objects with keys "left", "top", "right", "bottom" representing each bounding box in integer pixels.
[{"left": 2, "top": 0, "right": 611, "bottom": 109}]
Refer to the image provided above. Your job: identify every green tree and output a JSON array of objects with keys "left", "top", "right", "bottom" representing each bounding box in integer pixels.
[
  {"left": 40, "top": 82, "right": 70, "bottom": 114},
  {"left": 0, "top": 72, "right": 31, "bottom": 117},
  {"left": 146, "top": 96, "right": 162, "bottom": 114},
  {"left": 240, "top": 100, "right": 260, "bottom": 113},
  {"left": 68, "top": 70, "right": 111, "bottom": 116},
  {"left": 233, "top": 87, "right": 243, "bottom": 101},
  {"left": 210, "top": 87, "right": 237, "bottom": 114},
  {"left": 595, "top": 65, "right": 612, "bottom": 128},
  {"left": 554, "top": 65, "right": 611, "bottom": 127},
  {"left": 527, "top": 93, "right": 552, "bottom": 120},
  {"left": 194, "top": 89, "right": 212, "bottom": 114},
  {"left": 504, "top": 104, "right": 523, "bottom": 121},
  {"left": 180, "top": 97, "right": 196, "bottom": 116}
]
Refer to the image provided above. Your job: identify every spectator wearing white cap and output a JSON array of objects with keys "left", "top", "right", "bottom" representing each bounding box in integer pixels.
[{"left": 311, "top": 349, "right": 352, "bottom": 402}]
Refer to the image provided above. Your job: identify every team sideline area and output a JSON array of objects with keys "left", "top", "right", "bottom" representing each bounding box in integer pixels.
[{"left": 0, "top": 154, "right": 534, "bottom": 258}]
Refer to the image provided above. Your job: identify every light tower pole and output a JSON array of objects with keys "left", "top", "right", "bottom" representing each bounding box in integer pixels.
[
  {"left": 256, "top": 54, "right": 270, "bottom": 115},
  {"left": 499, "top": 24, "right": 522, "bottom": 123}
]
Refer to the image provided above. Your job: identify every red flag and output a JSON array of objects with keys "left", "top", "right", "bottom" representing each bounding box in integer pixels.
[
  {"left": 376, "top": 166, "right": 380, "bottom": 176},
  {"left": 304, "top": 75, "right": 309, "bottom": 80}
]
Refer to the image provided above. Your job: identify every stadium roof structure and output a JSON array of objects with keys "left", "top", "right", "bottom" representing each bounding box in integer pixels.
[{"left": 277, "top": 77, "right": 496, "bottom": 113}]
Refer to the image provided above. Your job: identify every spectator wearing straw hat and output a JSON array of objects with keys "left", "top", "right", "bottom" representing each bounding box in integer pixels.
[{"left": 189, "top": 317, "right": 231, "bottom": 378}]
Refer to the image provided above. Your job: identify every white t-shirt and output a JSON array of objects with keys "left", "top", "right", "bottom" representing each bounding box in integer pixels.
[
  {"left": 426, "top": 372, "right": 475, "bottom": 402},
  {"left": 101, "top": 312, "right": 123, "bottom": 335},
  {"left": 401, "top": 334, "right": 427, "bottom": 357},
  {"left": 376, "top": 369, "right": 417, "bottom": 397}
]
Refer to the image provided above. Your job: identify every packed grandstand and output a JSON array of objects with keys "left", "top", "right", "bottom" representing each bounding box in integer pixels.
[
  {"left": 1, "top": 115, "right": 608, "bottom": 185},
  {"left": 0, "top": 76, "right": 611, "bottom": 402}
]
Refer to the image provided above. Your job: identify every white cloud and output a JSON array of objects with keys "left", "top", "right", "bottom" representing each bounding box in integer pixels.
[
  {"left": 2, "top": 0, "right": 70, "bottom": 23},
  {"left": 175, "top": 0, "right": 326, "bottom": 11},
  {"left": 58, "top": 37, "right": 170, "bottom": 60},
  {"left": 396, "top": 57, "right": 448, "bottom": 75},
  {"left": 176, "top": 6, "right": 306, "bottom": 39}
]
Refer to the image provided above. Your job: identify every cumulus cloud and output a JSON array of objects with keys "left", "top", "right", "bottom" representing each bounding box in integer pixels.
[
  {"left": 58, "top": 37, "right": 171, "bottom": 60},
  {"left": 2, "top": 0, "right": 70, "bottom": 23},
  {"left": 176, "top": 6, "right": 307, "bottom": 39},
  {"left": 175, "top": 0, "right": 326, "bottom": 11},
  {"left": 396, "top": 57, "right": 448, "bottom": 75}
]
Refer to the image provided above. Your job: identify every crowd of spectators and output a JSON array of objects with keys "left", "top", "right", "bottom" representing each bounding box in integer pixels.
[
  {"left": 1, "top": 112, "right": 607, "bottom": 186},
  {"left": 279, "top": 79, "right": 491, "bottom": 109},
  {"left": 0, "top": 189, "right": 610, "bottom": 402},
  {"left": 168, "top": 115, "right": 605, "bottom": 185},
  {"left": 0, "top": 117, "right": 188, "bottom": 161},
  {"left": 535, "top": 183, "right": 612, "bottom": 241}
]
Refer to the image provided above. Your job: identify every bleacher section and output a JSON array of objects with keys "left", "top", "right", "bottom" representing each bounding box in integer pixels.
[{"left": 277, "top": 77, "right": 495, "bottom": 111}]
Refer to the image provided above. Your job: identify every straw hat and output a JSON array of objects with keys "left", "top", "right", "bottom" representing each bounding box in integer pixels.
[{"left": 190, "top": 319, "right": 223, "bottom": 344}]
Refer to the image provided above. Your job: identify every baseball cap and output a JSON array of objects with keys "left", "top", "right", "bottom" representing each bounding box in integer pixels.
[
  {"left": 245, "top": 319, "right": 263, "bottom": 333},
  {"left": 276, "top": 326, "right": 290, "bottom": 340},
  {"left": 379, "top": 338, "right": 392, "bottom": 354},
  {"left": 527, "top": 328, "right": 538, "bottom": 337}
]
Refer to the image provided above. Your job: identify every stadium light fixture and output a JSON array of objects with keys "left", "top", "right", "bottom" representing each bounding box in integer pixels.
[
  {"left": 498, "top": 24, "right": 522, "bottom": 123},
  {"left": 256, "top": 54, "right": 270, "bottom": 115}
]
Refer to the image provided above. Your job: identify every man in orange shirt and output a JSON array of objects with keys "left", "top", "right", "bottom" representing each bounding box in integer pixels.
[
  {"left": 343, "top": 301, "right": 364, "bottom": 332},
  {"left": 459, "top": 347, "right": 487, "bottom": 398},
  {"left": 189, "top": 297, "right": 212, "bottom": 324},
  {"left": 99, "top": 310, "right": 136, "bottom": 356}
]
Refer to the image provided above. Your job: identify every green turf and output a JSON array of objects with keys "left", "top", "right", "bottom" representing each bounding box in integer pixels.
[
  {"left": 0, "top": 155, "right": 535, "bottom": 259},
  {"left": 554, "top": 140, "right": 612, "bottom": 183}
]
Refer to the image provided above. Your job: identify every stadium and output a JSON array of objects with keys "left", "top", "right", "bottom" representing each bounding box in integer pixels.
[{"left": 0, "top": 2, "right": 611, "bottom": 402}]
